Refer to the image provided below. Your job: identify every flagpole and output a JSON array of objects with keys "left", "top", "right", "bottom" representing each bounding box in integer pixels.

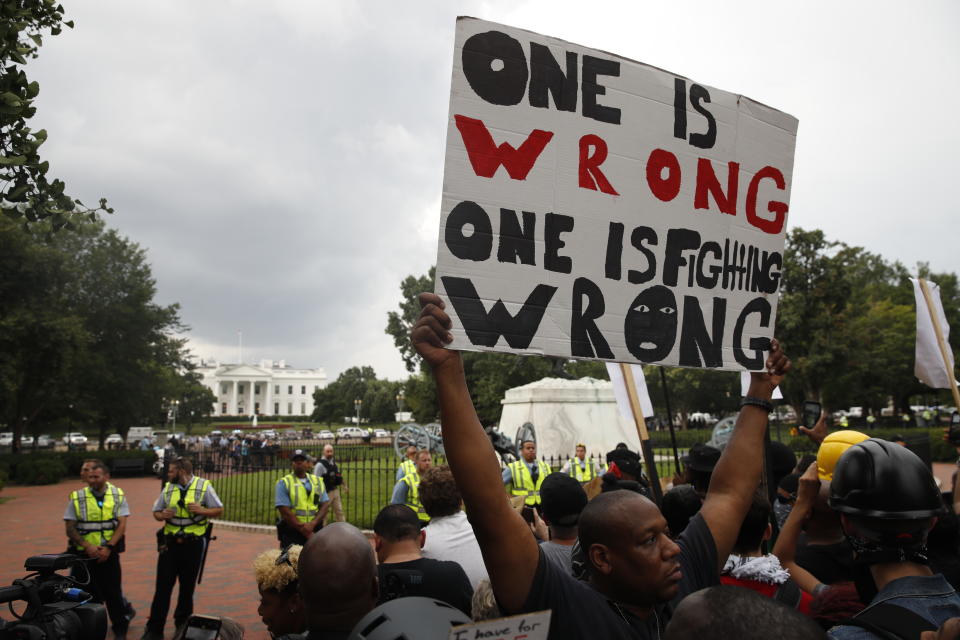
[
  {"left": 918, "top": 279, "right": 960, "bottom": 410},
  {"left": 620, "top": 363, "right": 663, "bottom": 506}
]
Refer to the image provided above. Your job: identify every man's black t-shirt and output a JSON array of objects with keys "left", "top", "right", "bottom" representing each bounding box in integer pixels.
[
  {"left": 377, "top": 557, "right": 473, "bottom": 615},
  {"left": 521, "top": 512, "right": 719, "bottom": 640}
]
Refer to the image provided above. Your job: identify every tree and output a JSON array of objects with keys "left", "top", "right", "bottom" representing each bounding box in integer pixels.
[
  {"left": 1, "top": 2, "right": 111, "bottom": 228},
  {"left": 311, "top": 366, "right": 379, "bottom": 424},
  {"left": 0, "top": 216, "right": 194, "bottom": 449},
  {"left": 385, "top": 267, "right": 435, "bottom": 373}
]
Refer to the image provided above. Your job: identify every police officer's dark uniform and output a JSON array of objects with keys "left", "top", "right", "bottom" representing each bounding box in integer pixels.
[{"left": 141, "top": 462, "right": 223, "bottom": 640}]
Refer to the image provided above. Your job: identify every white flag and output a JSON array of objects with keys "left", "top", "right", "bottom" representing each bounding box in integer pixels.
[
  {"left": 740, "top": 371, "right": 783, "bottom": 400},
  {"left": 912, "top": 278, "right": 957, "bottom": 389},
  {"left": 606, "top": 363, "right": 654, "bottom": 419}
]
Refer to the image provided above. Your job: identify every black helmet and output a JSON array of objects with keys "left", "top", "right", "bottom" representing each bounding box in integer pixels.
[
  {"left": 348, "top": 597, "right": 470, "bottom": 640},
  {"left": 829, "top": 438, "right": 944, "bottom": 519}
]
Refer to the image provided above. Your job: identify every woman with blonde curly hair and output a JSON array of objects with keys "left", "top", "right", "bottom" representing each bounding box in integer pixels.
[{"left": 253, "top": 545, "right": 305, "bottom": 639}]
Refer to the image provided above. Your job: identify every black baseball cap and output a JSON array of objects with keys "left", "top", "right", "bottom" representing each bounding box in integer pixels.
[
  {"left": 606, "top": 447, "right": 643, "bottom": 478},
  {"left": 540, "top": 473, "right": 587, "bottom": 527},
  {"left": 682, "top": 443, "right": 721, "bottom": 472},
  {"left": 291, "top": 449, "right": 308, "bottom": 461}
]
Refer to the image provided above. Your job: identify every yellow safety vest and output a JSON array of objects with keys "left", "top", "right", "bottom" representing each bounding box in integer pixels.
[
  {"left": 508, "top": 460, "right": 552, "bottom": 506},
  {"left": 402, "top": 472, "right": 430, "bottom": 522},
  {"left": 70, "top": 483, "right": 124, "bottom": 550},
  {"left": 399, "top": 459, "right": 416, "bottom": 477},
  {"left": 162, "top": 476, "right": 212, "bottom": 537},
  {"left": 568, "top": 458, "right": 597, "bottom": 483},
  {"left": 281, "top": 473, "right": 325, "bottom": 523}
]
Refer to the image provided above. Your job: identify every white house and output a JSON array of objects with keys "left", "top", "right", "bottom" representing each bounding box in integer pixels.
[{"left": 196, "top": 359, "right": 328, "bottom": 417}]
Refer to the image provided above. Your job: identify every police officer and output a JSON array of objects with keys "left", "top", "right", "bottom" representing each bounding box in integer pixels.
[
  {"left": 390, "top": 449, "right": 432, "bottom": 524},
  {"left": 560, "top": 443, "right": 601, "bottom": 484},
  {"left": 503, "top": 439, "right": 551, "bottom": 510},
  {"left": 64, "top": 461, "right": 130, "bottom": 640},
  {"left": 395, "top": 445, "right": 418, "bottom": 482},
  {"left": 828, "top": 439, "right": 960, "bottom": 637},
  {"left": 141, "top": 457, "right": 223, "bottom": 640},
  {"left": 276, "top": 450, "right": 330, "bottom": 548}
]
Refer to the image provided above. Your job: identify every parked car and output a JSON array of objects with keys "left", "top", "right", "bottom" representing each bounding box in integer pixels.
[
  {"left": 105, "top": 433, "right": 124, "bottom": 449},
  {"left": 373, "top": 428, "right": 390, "bottom": 438},
  {"left": 21, "top": 435, "right": 34, "bottom": 447},
  {"left": 317, "top": 430, "right": 335, "bottom": 440},
  {"left": 260, "top": 430, "right": 278, "bottom": 440},
  {"left": 336, "top": 426, "right": 370, "bottom": 440},
  {"left": 0, "top": 432, "right": 13, "bottom": 446},
  {"left": 37, "top": 434, "right": 54, "bottom": 448},
  {"left": 64, "top": 432, "right": 88, "bottom": 447},
  {"left": 281, "top": 429, "right": 300, "bottom": 440}
]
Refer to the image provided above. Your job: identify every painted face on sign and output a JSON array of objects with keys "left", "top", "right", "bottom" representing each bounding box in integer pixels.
[{"left": 624, "top": 285, "right": 678, "bottom": 362}]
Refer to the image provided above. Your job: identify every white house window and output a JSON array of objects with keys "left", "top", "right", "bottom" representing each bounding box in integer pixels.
[{"left": 287, "top": 402, "right": 293, "bottom": 414}]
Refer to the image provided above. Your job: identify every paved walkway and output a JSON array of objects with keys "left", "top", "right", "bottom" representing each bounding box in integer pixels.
[{"left": 0, "top": 476, "right": 274, "bottom": 640}]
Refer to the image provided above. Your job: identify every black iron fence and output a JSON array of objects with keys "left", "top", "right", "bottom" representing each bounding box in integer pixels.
[{"left": 176, "top": 441, "right": 685, "bottom": 530}]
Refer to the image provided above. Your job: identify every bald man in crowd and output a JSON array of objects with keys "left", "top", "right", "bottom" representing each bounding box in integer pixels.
[{"left": 298, "top": 522, "right": 379, "bottom": 640}]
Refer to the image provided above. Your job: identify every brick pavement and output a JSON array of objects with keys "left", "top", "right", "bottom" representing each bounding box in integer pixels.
[{"left": 0, "top": 475, "right": 274, "bottom": 640}]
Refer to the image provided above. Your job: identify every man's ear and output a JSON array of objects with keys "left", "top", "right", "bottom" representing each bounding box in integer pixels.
[
  {"left": 589, "top": 544, "right": 613, "bottom": 576},
  {"left": 762, "top": 523, "right": 772, "bottom": 543},
  {"left": 373, "top": 534, "right": 383, "bottom": 553},
  {"left": 418, "top": 530, "right": 426, "bottom": 549}
]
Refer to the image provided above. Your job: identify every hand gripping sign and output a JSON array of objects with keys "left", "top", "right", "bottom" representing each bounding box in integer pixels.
[{"left": 435, "top": 18, "right": 798, "bottom": 371}]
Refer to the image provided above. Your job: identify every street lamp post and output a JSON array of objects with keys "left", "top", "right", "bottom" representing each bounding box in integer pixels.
[
  {"left": 172, "top": 400, "right": 179, "bottom": 433},
  {"left": 354, "top": 398, "right": 362, "bottom": 426}
]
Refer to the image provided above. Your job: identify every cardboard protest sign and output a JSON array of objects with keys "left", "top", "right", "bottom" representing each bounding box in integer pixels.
[
  {"left": 912, "top": 278, "right": 959, "bottom": 390},
  {"left": 449, "top": 610, "right": 550, "bottom": 640},
  {"left": 435, "top": 18, "right": 798, "bottom": 370}
]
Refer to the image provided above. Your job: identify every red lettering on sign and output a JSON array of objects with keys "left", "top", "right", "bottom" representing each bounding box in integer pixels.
[
  {"left": 694, "top": 158, "right": 739, "bottom": 215},
  {"left": 454, "top": 114, "right": 554, "bottom": 180},
  {"left": 578, "top": 134, "right": 618, "bottom": 195},
  {"left": 645, "top": 148, "right": 681, "bottom": 202},
  {"left": 745, "top": 166, "right": 789, "bottom": 234}
]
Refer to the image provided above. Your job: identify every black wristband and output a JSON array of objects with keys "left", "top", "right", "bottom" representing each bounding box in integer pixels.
[{"left": 741, "top": 396, "right": 773, "bottom": 412}]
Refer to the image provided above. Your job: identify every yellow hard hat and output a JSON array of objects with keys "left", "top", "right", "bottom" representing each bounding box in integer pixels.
[{"left": 817, "top": 430, "right": 870, "bottom": 481}]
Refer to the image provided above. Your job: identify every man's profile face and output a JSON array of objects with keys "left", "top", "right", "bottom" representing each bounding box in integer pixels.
[
  {"left": 406, "top": 446, "right": 417, "bottom": 460},
  {"left": 167, "top": 463, "right": 181, "bottom": 483},
  {"left": 576, "top": 445, "right": 586, "bottom": 460},
  {"left": 592, "top": 495, "right": 683, "bottom": 605},
  {"left": 521, "top": 441, "right": 536, "bottom": 462},
  {"left": 323, "top": 445, "right": 334, "bottom": 459},
  {"left": 80, "top": 462, "right": 94, "bottom": 482}
]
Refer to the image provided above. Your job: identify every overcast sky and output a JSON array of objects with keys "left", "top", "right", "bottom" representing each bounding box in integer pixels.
[{"left": 28, "top": 1, "right": 959, "bottom": 382}]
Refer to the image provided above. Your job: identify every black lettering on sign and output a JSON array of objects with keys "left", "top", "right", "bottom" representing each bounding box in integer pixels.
[
  {"left": 673, "top": 78, "right": 687, "bottom": 141},
  {"left": 528, "top": 42, "right": 577, "bottom": 112},
  {"left": 662, "top": 228, "right": 701, "bottom": 287},
  {"left": 544, "top": 212, "right": 575, "bottom": 274},
  {"left": 441, "top": 276, "right": 557, "bottom": 349},
  {"left": 628, "top": 226, "right": 658, "bottom": 284},
  {"left": 571, "top": 277, "right": 614, "bottom": 358},
  {"left": 462, "top": 31, "right": 528, "bottom": 106},
  {"left": 689, "top": 84, "right": 717, "bottom": 149},
  {"left": 445, "top": 201, "right": 492, "bottom": 262},
  {"left": 678, "top": 296, "right": 726, "bottom": 368},
  {"left": 733, "top": 297, "right": 772, "bottom": 369},
  {"left": 624, "top": 285, "right": 678, "bottom": 362},
  {"left": 581, "top": 55, "right": 621, "bottom": 125},
  {"left": 498, "top": 208, "right": 537, "bottom": 265},
  {"left": 605, "top": 222, "right": 624, "bottom": 281}
]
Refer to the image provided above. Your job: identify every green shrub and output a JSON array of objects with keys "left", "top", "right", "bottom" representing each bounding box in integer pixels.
[
  {"left": 15, "top": 457, "right": 67, "bottom": 485},
  {"left": 0, "top": 469, "right": 8, "bottom": 492}
]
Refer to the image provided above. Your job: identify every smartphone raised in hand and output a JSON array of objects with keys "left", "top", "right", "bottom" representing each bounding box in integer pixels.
[{"left": 802, "top": 401, "right": 822, "bottom": 431}]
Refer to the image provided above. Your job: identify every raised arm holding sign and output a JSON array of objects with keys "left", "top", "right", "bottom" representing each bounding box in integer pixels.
[{"left": 411, "top": 293, "right": 790, "bottom": 640}]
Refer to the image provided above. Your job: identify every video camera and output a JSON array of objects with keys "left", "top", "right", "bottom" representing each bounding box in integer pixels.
[{"left": 0, "top": 554, "right": 106, "bottom": 640}]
